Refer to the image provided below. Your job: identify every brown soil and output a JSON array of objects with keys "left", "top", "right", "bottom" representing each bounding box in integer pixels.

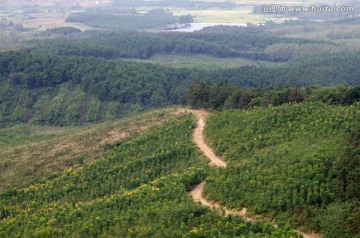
[
  {"left": 189, "top": 182, "right": 250, "bottom": 220},
  {"left": 190, "top": 109, "right": 227, "bottom": 167}
]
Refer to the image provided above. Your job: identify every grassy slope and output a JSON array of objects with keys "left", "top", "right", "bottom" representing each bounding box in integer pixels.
[
  {"left": 145, "top": 54, "right": 260, "bottom": 68},
  {"left": 203, "top": 102, "right": 359, "bottom": 235},
  {"left": 0, "top": 107, "right": 184, "bottom": 191}
]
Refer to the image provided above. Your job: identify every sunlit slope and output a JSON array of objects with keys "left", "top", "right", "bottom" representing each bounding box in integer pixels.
[
  {"left": 203, "top": 102, "right": 359, "bottom": 237},
  {"left": 0, "top": 114, "right": 298, "bottom": 237},
  {"left": 0, "top": 108, "right": 183, "bottom": 191}
]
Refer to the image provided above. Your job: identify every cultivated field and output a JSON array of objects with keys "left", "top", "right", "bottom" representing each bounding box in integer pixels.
[{"left": 171, "top": 7, "right": 296, "bottom": 24}]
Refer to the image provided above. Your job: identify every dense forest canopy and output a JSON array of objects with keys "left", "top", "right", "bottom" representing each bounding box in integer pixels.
[
  {"left": 188, "top": 82, "right": 360, "bottom": 110},
  {"left": 66, "top": 12, "right": 178, "bottom": 31},
  {"left": 33, "top": 29, "right": 326, "bottom": 61},
  {"left": 0, "top": 47, "right": 359, "bottom": 126}
]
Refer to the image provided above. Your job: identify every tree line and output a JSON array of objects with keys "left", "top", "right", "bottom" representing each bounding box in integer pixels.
[{"left": 188, "top": 82, "right": 360, "bottom": 110}]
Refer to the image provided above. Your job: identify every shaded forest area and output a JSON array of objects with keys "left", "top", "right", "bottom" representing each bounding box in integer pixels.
[
  {"left": 36, "top": 30, "right": 323, "bottom": 61},
  {"left": 188, "top": 82, "right": 360, "bottom": 110},
  {"left": 66, "top": 12, "right": 178, "bottom": 31},
  {"left": 0, "top": 48, "right": 359, "bottom": 126}
]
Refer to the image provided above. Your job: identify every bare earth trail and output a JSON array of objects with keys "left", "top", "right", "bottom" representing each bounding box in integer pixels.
[
  {"left": 190, "top": 109, "right": 227, "bottom": 167},
  {"left": 189, "top": 182, "right": 250, "bottom": 220},
  {"left": 188, "top": 109, "right": 322, "bottom": 238}
]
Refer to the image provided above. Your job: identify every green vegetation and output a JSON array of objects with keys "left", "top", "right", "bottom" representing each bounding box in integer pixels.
[
  {"left": 0, "top": 51, "right": 188, "bottom": 126},
  {"left": 66, "top": 12, "right": 177, "bottom": 31},
  {"left": 1, "top": 46, "right": 359, "bottom": 127},
  {"left": 147, "top": 54, "right": 259, "bottom": 68},
  {"left": 37, "top": 29, "right": 321, "bottom": 61},
  {"left": 38, "top": 27, "right": 81, "bottom": 37},
  {"left": 0, "top": 108, "right": 183, "bottom": 191},
  {"left": 1, "top": 2, "right": 359, "bottom": 237},
  {"left": 0, "top": 114, "right": 299, "bottom": 237},
  {"left": 203, "top": 102, "right": 360, "bottom": 236},
  {"left": 264, "top": 18, "right": 360, "bottom": 41},
  {"left": 188, "top": 83, "right": 360, "bottom": 110}
]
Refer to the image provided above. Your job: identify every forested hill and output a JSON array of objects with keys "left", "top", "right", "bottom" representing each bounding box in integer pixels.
[
  {"left": 0, "top": 51, "right": 187, "bottom": 126},
  {"left": 187, "top": 51, "right": 360, "bottom": 86},
  {"left": 0, "top": 49, "right": 359, "bottom": 126},
  {"left": 35, "top": 31, "right": 320, "bottom": 61},
  {"left": 203, "top": 102, "right": 360, "bottom": 237}
]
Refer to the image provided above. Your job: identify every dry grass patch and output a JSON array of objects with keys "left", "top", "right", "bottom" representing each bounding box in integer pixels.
[{"left": 0, "top": 107, "right": 187, "bottom": 191}]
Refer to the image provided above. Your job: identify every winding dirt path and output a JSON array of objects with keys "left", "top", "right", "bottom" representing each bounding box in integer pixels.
[
  {"left": 191, "top": 110, "right": 227, "bottom": 167},
  {"left": 188, "top": 109, "right": 322, "bottom": 238},
  {"left": 189, "top": 182, "right": 250, "bottom": 220}
]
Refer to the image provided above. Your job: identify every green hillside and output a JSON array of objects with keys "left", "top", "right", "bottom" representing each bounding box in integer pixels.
[
  {"left": 0, "top": 108, "right": 183, "bottom": 191},
  {"left": 0, "top": 114, "right": 299, "bottom": 237},
  {"left": 203, "top": 102, "right": 359, "bottom": 237}
]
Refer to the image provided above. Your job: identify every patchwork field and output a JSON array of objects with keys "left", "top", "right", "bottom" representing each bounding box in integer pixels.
[
  {"left": 171, "top": 8, "right": 297, "bottom": 24},
  {"left": 0, "top": 0, "right": 112, "bottom": 31},
  {"left": 2, "top": 0, "right": 112, "bottom": 8}
]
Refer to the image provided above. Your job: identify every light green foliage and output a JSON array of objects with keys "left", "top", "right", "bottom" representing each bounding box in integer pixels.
[{"left": 319, "top": 202, "right": 360, "bottom": 238}]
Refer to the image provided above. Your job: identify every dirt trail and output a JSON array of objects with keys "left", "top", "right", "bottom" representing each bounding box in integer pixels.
[
  {"left": 189, "top": 182, "right": 321, "bottom": 238},
  {"left": 190, "top": 110, "right": 227, "bottom": 167},
  {"left": 189, "top": 182, "right": 250, "bottom": 220},
  {"left": 188, "top": 109, "right": 322, "bottom": 238}
]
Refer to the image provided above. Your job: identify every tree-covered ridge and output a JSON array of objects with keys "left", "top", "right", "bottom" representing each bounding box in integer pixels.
[
  {"left": 203, "top": 102, "right": 360, "bottom": 237},
  {"left": 0, "top": 48, "right": 359, "bottom": 126},
  {"left": 188, "top": 82, "right": 360, "bottom": 110},
  {"left": 36, "top": 30, "right": 322, "bottom": 61},
  {"left": 265, "top": 18, "right": 360, "bottom": 40},
  {"left": 188, "top": 51, "right": 360, "bottom": 87},
  {"left": 66, "top": 12, "right": 177, "bottom": 31},
  {"left": 0, "top": 114, "right": 299, "bottom": 237},
  {"left": 0, "top": 51, "right": 188, "bottom": 126}
]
